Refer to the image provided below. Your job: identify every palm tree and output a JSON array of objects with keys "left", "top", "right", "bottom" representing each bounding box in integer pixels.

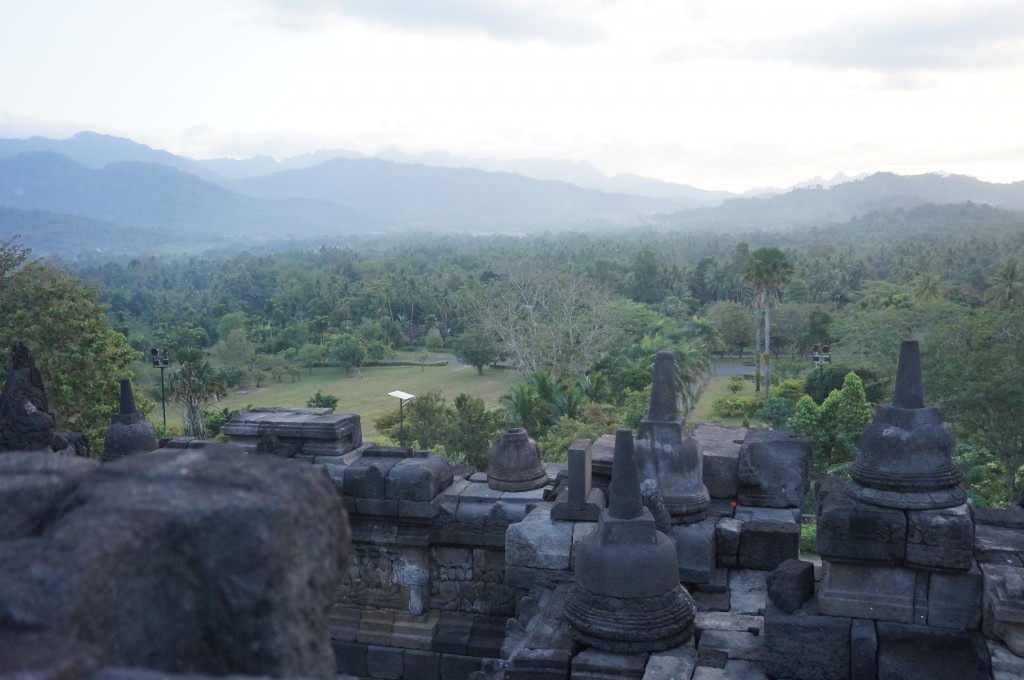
[
  {"left": 911, "top": 272, "right": 945, "bottom": 305},
  {"left": 985, "top": 257, "right": 1024, "bottom": 310},
  {"left": 169, "top": 349, "right": 228, "bottom": 437},
  {"left": 743, "top": 248, "right": 794, "bottom": 404}
]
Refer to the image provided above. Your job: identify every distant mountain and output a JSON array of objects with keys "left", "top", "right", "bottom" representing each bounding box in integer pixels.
[
  {"left": 656, "top": 172, "right": 1024, "bottom": 232},
  {"left": 227, "top": 157, "right": 678, "bottom": 229},
  {"left": 198, "top": 148, "right": 366, "bottom": 180},
  {"left": 0, "top": 131, "right": 223, "bottom": 183},
  {"left": 0, "top": 152, "right": 371, "bottom": 245},
  {"left": 0, "top": 206, "right": 170, "bottom": 256},
  {"left": 373, "top": 148, "right": 732, "bottom": 206}
]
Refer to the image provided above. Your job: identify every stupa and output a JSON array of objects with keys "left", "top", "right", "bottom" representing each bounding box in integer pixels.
[
  {"left": 564, "top": 428, "right": 695, "bottom": 652},
  {"left": 487, "top": 427, "right": 548, "bottom": 492}
]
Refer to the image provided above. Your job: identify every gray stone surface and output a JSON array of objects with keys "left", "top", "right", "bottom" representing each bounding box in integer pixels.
[
  {"left": 691, "top": 659, "right": 768, "bottom": 679},
  {"left": 0, "top": 446, "right": 348, "bottom": 678},
  {"left": 905, "top": 502, "right": 974, "bottom": 571},
  {"left": 982, "top": 562, "right": 1024, "bottom": 656},
  {"left": 0, "top": 451, "right": 98, "bottom": 540},
  {"left": 764, "top": 603, "right": 851, "bottom": 680},
  {"left": 571, "top": 647, "right": 648, "bottom": 679},
  {"left": 816, "top": 475, "right": 907, "bottom": 564},
  {"left": 729, "top": 570, "right": 767, "bottom": 616},
  {"left": 643, "top": 644, "right": 698, "bottom": 680},
  {"left": 929, "top": 563, "right": 983, "bottom": 630},
  {"left": 673, "top": 518, "right": 717, "bottom": 584},
  {"left": 851, "top": 618, "right": 878, "bottom": 680},
  {"left": 818, "top": 562, "right": 917, "bottom": 623},
  {"left": 692, "top": 423, "right": 744, "bottom": 500},
  {"left": 0, "top": 629, "right": 103, "bottom": 680},
  {"left": 988, "top": 640, "right": 1024, "bottom": 679},
  {"left": 736, "top": 429, "right": 811, "bottom": 509},
  {"left": 504, "top": 503, "right": 573, "bottom": 570},
  {"left": 714, "top": 517, "right": 741, "bottom": 568},
  {"left": 766, "top": 559, "right": 815, "bottom": 613},
  {"left": 738, "top": 520, "right": 799, "bottom": 571},
  {"left": 975, "top": 523, "right": 1024, "bottom": 565},
  {"left": 876, "top": 622, "right": 991, "bottom": 680},
  {"left": 698, "top": 629, "right": 764, "bottom": 664},
  {"left": 386, "top": 454, "right": 454, "bottom": 501}
]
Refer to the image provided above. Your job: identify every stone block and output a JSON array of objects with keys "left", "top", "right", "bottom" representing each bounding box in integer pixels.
[
  {"left": 851, "top": 618, "right": 878, "bottom": 680},
  {"left": 975, "top": 524, "right": 1024, "bottom": 565},
  {"left": 702, "top": 448, "right": 739, "bottom": 500},
  {"left": 332, "top": 639, "right": 368, "bottom": 677},
  {"left": 643, "top": 644, "right": 698, "bottom": 680},
  {"left": 504, "top": 503, "right": 573, "bottom": 570},
  {"left": 738, "top": 520, "right": 799, "bottom": 571},
  {"left": 366, "top": 644, "right": 404, "bottom": 680},
  {"left": 975, "top": 506, "right": 1024, "bottom": 529},
  {"left": 431, "top": 612, "right": 476, "bottom": 655},
  {"left": 876, "top": 622, "right": 991, "bottom": 680},
  {"left": 399, "top": 499, "right": 438, "bottom": 519},
  {"left": 736, "top": 429, "right": 811, "bottom": 508},
  {"left": 440, "top": 653, "right": 482, "bottom": 680},
  {"left": 714, "top": 517, "right": 742, "bottom": 567},
  {"left": 818, "top": 562, "right": 919, "bottom": 623},
  {"left": 386, "top": 454, "right": 453, "bottom": 502},
  {"left": 357, "top": 610, "right": 396, "bottom": 646},
  {"left": 467, "top": 614, "right": 507, "bottom": 658},
  {"left": 695, "top": 611, "right": 764, "bottom": 634},
  {"left": 905, "top": 503, "right": 974, "bottom": 571},
  {"left": 571, "top": 647, "right": 648, "bottom": 679},
  {"left": 571, "top": 521, "right": 598, "bottom": 570},
  {"left": 403, "top": 649, "right": 441, "bottom": 680},
  {"left": 982, "top": 562, "right": 1024, "bottom": 656},
  {"left": 328, "top": 605, "right": 362, "bottom": 642},
  {"left": 673, "top": 517, "right": 717, "bottom": 584},
  {"left": 355, "top": 497, "right": 399, "bottom": 516},
  {"left": 690, "top": 590, "right": 731, "bottom": 612},
  {"left": 763, "top": 603, "right": 851, "bottom": 680},
  {"left": 816, "top": 480, "right": 907, "bottom": 564},
  {"left": 691, "top": 659, "right": 768, "bottom": 679},
  {"left": 506, "top": 647, "right": 573, "bottom": 680},
  {"left": 344, "top": 456, "right": 402, "bottom": 499},
  {"left": 392, "top": 612, "right": 439, "bottom": 650},
  {"left": 694, "top": 566, "right": 729, "bottom": 594},
  {"left": 708, "top": 499, "right": 736, "bottom": 518},
  {"left": 733, "top": 505, "right": 798, "bottom": 524},
  {"left": 928, "top": 563, "right": 983, "bottom": 630},
  {"left": 766, "top": 559, "right": 815, "bottom": 613},
  {"left": 0, "top": 629, "right": 102, "bottom": 680},
  {"left": 698, "top": 629, "right": 763, "bottom": 663},
  {"left": 0, "top": 453, "right": 98, "bottom": 540},
  {"left": 729, "top": 570, "right": 768, "bottom": 616}
]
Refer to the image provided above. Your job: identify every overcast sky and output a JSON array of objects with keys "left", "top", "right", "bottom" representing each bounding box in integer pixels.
[{"left": 1, "top": 0, "right": 1022, "bottom": 191}]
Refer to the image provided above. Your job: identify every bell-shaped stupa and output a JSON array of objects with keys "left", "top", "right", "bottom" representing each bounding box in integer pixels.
[
  {"left": 564, "top": 429, "right": 695, "bottom": 652},
  {"left": 486, "top": 427, "right": 548, "bottom": 491},
  {"left": 846, "top": 340, "right": 965, "bottom": 509},
  {"left": 102, "top": 378, "right": 158, "bottom": 461}
]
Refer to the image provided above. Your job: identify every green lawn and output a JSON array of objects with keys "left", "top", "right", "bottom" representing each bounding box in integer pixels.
[
  {"left": 213, "top": 360, "right": 522, "bottom": 439},
  {"left": 688, "top": 374, "right": 751, "bottom": 428}
]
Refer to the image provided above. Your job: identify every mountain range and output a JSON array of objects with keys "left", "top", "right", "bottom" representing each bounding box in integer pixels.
[{"left": 1, "top": 132, "right": 1023, "bottom": 257}]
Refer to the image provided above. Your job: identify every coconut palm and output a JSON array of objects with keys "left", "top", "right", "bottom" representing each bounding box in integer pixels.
[
  {"left": 985, "top": 257, "right": 1024, "bottom": 310},
  {"left": 911, "top": 272, "right": 945, "bottom": 305},
  {"left": 743, "top": 248, "right": 794, "bottom": 404},
  {"left": 169, "top": 349, "right": 228, "bottom": 437}
]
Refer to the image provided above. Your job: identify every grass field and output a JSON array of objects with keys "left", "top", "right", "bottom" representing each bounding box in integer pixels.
[
  {"left": 210, "top": 359, "right": 522, "bottom": 439},
  {"left": 688, "top": 375, "right": 752, "bottom": 428}
]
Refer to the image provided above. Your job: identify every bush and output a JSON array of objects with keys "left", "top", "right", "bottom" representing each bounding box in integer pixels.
[
  {"left": 711, "top": 396, "right": 763, "bottom": 418},
  {"left": 800, "top": 523, "right": 817, "bottom": 554},
  {"left": 756, "top": 397, "right": 796, "bottom": 429},
  {"left": 307, "top": 390, "right": 339, "bottom": 410}
]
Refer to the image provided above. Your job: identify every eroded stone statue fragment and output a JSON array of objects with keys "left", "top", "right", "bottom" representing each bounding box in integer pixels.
[{"left": 634, "top": 350, "right": 710, "bottom": 523}]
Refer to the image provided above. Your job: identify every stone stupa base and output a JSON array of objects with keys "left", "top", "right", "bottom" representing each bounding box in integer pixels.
[{"left": 564, "top": 585, "right": 696, "bottom": 653}]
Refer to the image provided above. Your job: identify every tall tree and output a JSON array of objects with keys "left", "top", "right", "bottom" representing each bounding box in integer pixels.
[
  {"left": 169, "top": 349, "right": 227, "bottom": 437},
  {"left": 984, "top": 256, "right": 1024, "bottom": 310},
  {"left": 743, "top": 247, "right": 794, "bottom": 403}
]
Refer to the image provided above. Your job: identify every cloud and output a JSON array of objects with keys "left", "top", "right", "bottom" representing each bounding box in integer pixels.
[
  {"left": 657, "top": 3, "right": 1024, "bottom": 74},
  {"left": 259, "top": 0, "right": 608, "bottom": 45}
]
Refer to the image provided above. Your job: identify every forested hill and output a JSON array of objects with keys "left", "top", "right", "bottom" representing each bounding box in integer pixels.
[
  {"left": 225, "top": 157, "right": 677, "bottom": 229},
  {"left": 655, "top": 172, "right": 1024, "bottom": 232}
]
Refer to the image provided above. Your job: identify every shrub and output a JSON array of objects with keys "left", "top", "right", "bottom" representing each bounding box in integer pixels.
[
  {"left": 711, "top": 396, "right": 762, "bottom": 418},
  {"left": 800, "top": 523, "right": 817, "bottom": 554}
]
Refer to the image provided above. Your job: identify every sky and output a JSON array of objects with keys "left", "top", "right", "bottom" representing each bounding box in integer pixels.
[{"left": 1, "top": 0, "right": 1022, "bottom": 192}]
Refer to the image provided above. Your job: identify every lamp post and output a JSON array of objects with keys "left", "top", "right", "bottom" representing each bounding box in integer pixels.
[
  {"left": 388, "top": 390, "right": 415, "bottom": 447},
  {"left": 811, "top": 343, "right": 831, "bottom": 378},
  {"left": 150, "top": 348, "right": 170, "bottom": 428}
]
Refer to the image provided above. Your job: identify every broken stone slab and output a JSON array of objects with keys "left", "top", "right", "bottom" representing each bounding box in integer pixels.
[
  {"left": 220, "top": 407, "right": 362, "bottom": 455},
  {"left": 690, "top": 659, "right": 769, "bottom": 679},
  {"left": 714, "top": 517, "right": 741, "bottom": 568},
  {"left": 729, "top": 570, "right": 768, "bottom": 616},
  {"left": 695, "top": 612, "right": 764, "bottom": 634},
  {"left": 851, "top": 618, "right": 878, "bottom": 680},
  {"left": 817, "top": 562, "right": 917, "bottom": 624},
  {"left": 571, "top": 647, "right": 649, "bottom": 680},
  {"left": 988, "top": 639, "right": 1024, "bottom": 679},
  {"left": 733, "top": 505, "right": 799, "bottom": 524},
  {"left": 673, "top": 517, "right": 717, "bottom": 584},
  {"left": 763, "top": 603, "right": 851, "bottom": 680},
  {"left": 736, "top": 428, "right": 811, "bottom": 509},
  {"left": 698, "top": 629, "right": 764, "bottom": 664},
  {"left": 385, "top": 454, "right": 454, "bottom": 502},
  {"left": 975, "top": 524, "right": 1024, "bottom": 566},
  {"left": 766, "top": 559, "right": 815, "bottom": 613},
  {"left": 981, "top": 562, "right": 1024, "bottom": 656}
]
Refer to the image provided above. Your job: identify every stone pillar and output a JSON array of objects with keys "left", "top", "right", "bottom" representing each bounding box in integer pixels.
[{"left": 634, "top": 351, "right": 710, "bottom": 523}]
